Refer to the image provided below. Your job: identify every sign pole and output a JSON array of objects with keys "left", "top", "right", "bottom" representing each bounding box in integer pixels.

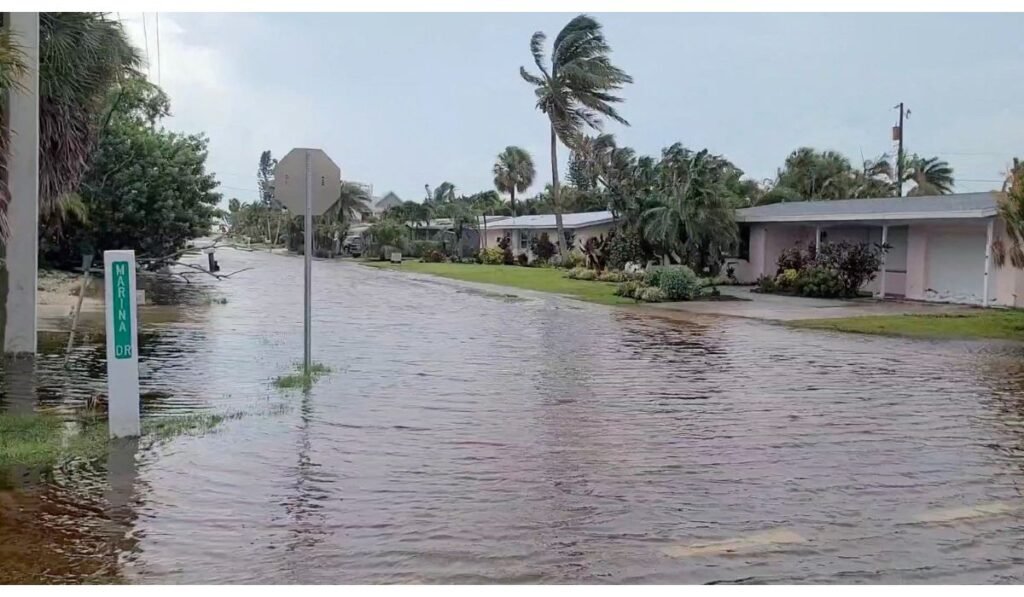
[
  {"left": 103, "top": 250, "right": 141, "bottom": 438},
  {"left": 303, "top": 150, "right": 313, "bottom": 376}
]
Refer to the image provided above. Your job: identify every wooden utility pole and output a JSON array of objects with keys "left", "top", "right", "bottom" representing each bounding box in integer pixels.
[{"left": 893, "top": 102, "right": 906, "bottom": 197}]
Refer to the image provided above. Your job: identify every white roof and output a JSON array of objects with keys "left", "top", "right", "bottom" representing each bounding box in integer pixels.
[
  {"left": 487, "top": 210, "right": 615, "bottom": 230},
  {"left": 736, "top": 192, "right": 999, "bottom": 224}
]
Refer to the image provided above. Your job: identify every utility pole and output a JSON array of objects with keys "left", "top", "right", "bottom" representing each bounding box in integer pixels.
[{"left": 893, "top": 102, "right": 906, "bottom": 197}]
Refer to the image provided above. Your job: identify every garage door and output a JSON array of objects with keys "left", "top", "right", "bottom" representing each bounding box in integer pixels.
[{"left": 925, "top": 227, "right": 986, "bottom": 304}]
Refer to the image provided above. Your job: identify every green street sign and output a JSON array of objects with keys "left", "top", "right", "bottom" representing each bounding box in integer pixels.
[{"left": 111, "top": 260, "right": 133, "bottom": 359}]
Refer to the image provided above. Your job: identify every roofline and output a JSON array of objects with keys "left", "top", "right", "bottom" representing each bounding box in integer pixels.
[
  {"left": 737, "top": 208, "right": 998, "bottom": 224},
  {"left": 487, "top": 216, "right": 616, "bottom": 230}
]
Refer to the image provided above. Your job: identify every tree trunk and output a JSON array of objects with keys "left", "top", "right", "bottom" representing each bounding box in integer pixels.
[
  {"left": 510, "top": 187, "right": 516, "bottom": 217},
  {"left": 550, "top": 124, "right": 569, "bottom": 262}
]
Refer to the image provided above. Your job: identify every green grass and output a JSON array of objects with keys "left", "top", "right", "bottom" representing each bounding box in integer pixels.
[
  {"left": 791, "top": 310, "right": 1024, "bottom": 341},
  {"left": 0, "top": 409, "right": 263, "bottom": 469},
  {"left": 363, "top": 261, "right": 635, "bottom": 306},
  {"left": 273, "top": 362, "right": 332, "bottom": 390}
]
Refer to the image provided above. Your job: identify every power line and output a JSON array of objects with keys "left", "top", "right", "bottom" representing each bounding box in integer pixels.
[{"left": 155, "top": 12, "right": 162, "bottom": 86}]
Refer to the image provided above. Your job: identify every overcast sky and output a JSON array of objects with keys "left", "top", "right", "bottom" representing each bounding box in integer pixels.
[{"left": 122, "top": 12, "right": 1024, "bottom": 205}]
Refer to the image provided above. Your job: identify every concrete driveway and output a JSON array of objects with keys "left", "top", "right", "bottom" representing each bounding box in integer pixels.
[{"left": 634, "top": 285, "right": 979, "bottom": 322}]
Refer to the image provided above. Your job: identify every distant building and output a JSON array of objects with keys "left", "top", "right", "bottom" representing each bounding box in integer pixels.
[
  {"left": 372, "top": 191, "right": 404, "bottom": 216},
  {"left": 484, "top": 211, "right": 616, "bottom": 259}
]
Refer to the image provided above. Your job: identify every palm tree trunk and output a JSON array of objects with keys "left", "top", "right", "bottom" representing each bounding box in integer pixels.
[
  {"left": 550, "top": 124, "right": 569, "bottom": 262},
  {"left": 510, "top": 187, "right": 516, "bottom": 217}
]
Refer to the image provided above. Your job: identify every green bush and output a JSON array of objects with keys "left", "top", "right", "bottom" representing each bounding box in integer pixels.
[
  {"left": 563, "top": 249, "right": 585, "bottom": 269},
  {"left": 598, "top": 270, "right": 627, "bottom": 283},
  {"left": 615, "top": 280, "right": 641, "bottom": 298},
  {"left": 607, "top": 228, "right": 646, "bottom": 270},
  {"left": 756, "top": 274, "right": 778, "bottom": 293},
  {"left": 638, "top": 286, "right": 666, "bottom": 302},
  {"left": 480, "top": 247, "right": 505, "bottom": 265},
  {"left": 575, "top": 269, "right": 597, "bottom": 281},
  {"left": 565, "top": 267, "right": 588, "bottom": 279},
  {"left": 655, "top": 265, "right": 701, "bottom": 301},
  {"left": 516, "top": 253, "right": 530, "bottom": 267},
  {"left": 795, "top": 266, "right": 846, "bottom": 298},
  {"left": 777, "top": 268, "right": 800, "bottom": 290},
  {"left": 407, "top": 240, "right": 443, "bottom": 258}
]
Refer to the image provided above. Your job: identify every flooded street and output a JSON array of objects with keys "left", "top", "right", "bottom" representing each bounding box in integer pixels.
[{"left": 4, "top": 248, "right": 1024, "bottom": 583}]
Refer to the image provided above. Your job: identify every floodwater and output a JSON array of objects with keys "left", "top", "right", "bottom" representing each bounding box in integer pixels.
[{"left": 3, "top": 247, "right": 1024, "bottom": 583}]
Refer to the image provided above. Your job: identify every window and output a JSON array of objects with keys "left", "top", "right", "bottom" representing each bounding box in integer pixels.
[
  {"left": 520, "top": 230, "right": 530, "bottom": 249},
  {"left": 729, "top": 224, "right": 751, "bottom": 260}
]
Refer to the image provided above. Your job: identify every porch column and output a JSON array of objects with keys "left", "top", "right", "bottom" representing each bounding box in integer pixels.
[
  {"left": 815, "top": 226, "right": 821, "bottom": 249},
  {"left": 3, "top": 12, "right": 40, "bottom": 355},
  {"left": 878, "top": 224, "right": 888, "bottom": 298},
  {"left": 983, "top": 218, "right": 994, "bottom": 307}
]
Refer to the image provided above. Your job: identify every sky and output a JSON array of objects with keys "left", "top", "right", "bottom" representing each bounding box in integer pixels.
[{"left": 120, "top": 12, "right": 1024, "bottom": 206}]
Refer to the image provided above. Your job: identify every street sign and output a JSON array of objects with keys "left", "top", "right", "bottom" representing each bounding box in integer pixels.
[
  {"left": 273, "top": 148, "right": 341, "bottom": 216},
  {"left": 104, "top": 250, "right": 141, "bottom": 438},
  {"left": 274, "top": 147, "right": 342, "bottom": 376}
]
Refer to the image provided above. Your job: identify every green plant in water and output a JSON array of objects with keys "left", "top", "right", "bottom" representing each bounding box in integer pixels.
[{"left": 273, "top": 362, "right": 332, "bottom": 390}]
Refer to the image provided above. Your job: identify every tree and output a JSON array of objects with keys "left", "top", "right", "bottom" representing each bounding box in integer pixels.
[
  {"left": 994, "top": 158, "right": 1024, "bottom": 269},
  {"left": 39, "top": 12, "right": 142, "bottom": 226},
  {"left": 642, "top": 149, "right": 738, "bottom": 273},
  {"left": 520, "top": 14, "right": 633, "bottom": 261},
  {"left": 902, "top": 153, "right": 954, "bottom": 196},
  {"left": 493, "top": 146, "right": 536, "bottom": 217},
  {"left": 41, "top": 77, "right": 220, "bottom": 268},
  {"left": 435, "top": 201, "right": 478, "bottom": 259}
]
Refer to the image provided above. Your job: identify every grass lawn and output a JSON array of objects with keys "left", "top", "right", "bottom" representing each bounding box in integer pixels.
[
  {"left": 791, "top": 310, "right": 1024, "bottom": 341},
  {"left": 362, "top": 261, "right": 635, "bottom": 306}
]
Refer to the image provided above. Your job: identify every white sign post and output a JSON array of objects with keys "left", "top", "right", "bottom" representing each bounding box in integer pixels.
[
  {"left": 273, "top": 148, "right": 341, "bottom": 376},
  {"left": 104, "top": 250, "right": 141, "bottom": 438}
]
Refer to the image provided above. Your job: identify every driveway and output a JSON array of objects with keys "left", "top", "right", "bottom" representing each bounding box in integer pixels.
[{"left": 634, "top": 285, "right": 979, "bottom": 322}]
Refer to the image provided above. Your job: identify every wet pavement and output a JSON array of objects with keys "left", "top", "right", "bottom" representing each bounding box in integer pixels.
[{"left": 3, "top": 248, "right": 1024, "bottom": 583}]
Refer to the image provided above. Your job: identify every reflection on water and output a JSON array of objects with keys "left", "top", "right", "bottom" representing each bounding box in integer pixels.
[{"left": 3, "top": 248, "right": 1024, "bottom": 583}]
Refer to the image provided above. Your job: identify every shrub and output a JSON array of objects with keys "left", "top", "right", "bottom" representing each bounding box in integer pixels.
[
  {"left": 776, "top": 243, "right": 814, "bottom": 274},
  {"left": 575, "top": 269, "right": 597, "bottom": 281},
  {"left": 816, "top": 241, "right": 885, "bottom": 296},
  {"left": 795, "top": 266, "right": 845, "bottom": 298},
  {"left": 580, "top": 234, "right": 610, "bottom": 271},
  {"left": 407, "top": 240, "right": 442, "bottom": 258},
  {"left": 496, "top": 234, "right": 515, "bottom": 265},
  {"left": 657, "top": 265, "right": 701, "bottom": 301},
  {"left": 565, "top": 267, "right": 587, "bottom": 279},
  {"left": 516, "top": 253, "right": 530, "bottom": 267},
  {"left": 615, "top": 280, "right": 641, "bottom": 298},
  {"left": 421, "top": 249, "right": 446, "bottom": 263},
  {"left": 756, "top": 274, "right": 778, "bottom": 293},
  {"left": 607, "top": 228, "right": 646, "bottom": 270},
  {"left": 644, "top": 265, "right": 665, "bottom": 287},
  {"left": 480, "top": 247, "right": 505, "bottom": 265},
  {"left": 777, "top": 268, "right": 800, "bottom": 290},
  {"left": 638, "top": 286, "right": 666, "bottom": 302},
  {"left": 561, "top": 249, "right": 585, "bottom": 269},
  {"left": 530, "top": 232, "right": 556, "bottom": 263},
  {"left": 598, "top": 270, "right": 627, "bottom": 283}
]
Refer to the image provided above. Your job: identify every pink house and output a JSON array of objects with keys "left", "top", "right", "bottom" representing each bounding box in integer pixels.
[
  {"left": 482, "top": 211, "right": 617, "bottom": 260},
  {"left": 728, "top": 192, "right": 1024, "bottom": 307}
]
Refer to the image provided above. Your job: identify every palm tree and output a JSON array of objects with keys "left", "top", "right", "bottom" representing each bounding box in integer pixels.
[
  {"left": 902, "top": 154, "right": 954, "bottom": 196},
  {"left": 493, "top": 146, "right": 536, "bottom": 218},
  {"left": 39, "top": 12, "right": 142, "bottom": 222},
  {"left": 642, "top": 150, "right": 738, "bottom": 272},
  {"left": 520, "top": 14, "right": 633, "bottom": 261},
  {"left": 435, "top": 201, "right": 478, "bottom": 260},
  {"left": 994, "top": 158, "right": 1024, "bottom": 269},
  {"left": 333, "top": 182, "right": 372, "bottom": 223}
]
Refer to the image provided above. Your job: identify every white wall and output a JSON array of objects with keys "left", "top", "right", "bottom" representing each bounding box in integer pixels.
[{"left": 923, "top": 224, "right": 989, "bottom": 305}]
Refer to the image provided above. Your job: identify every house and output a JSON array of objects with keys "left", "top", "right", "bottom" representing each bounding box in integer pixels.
[
  {"left": 371, "top": 191, "right": 404, "bottom": 216},
  {"left": 483, "top": 211, "right": 617, "bottom": 259},
  {"left": 729, "top": 192, "right": 1023, "bottom": 307}
]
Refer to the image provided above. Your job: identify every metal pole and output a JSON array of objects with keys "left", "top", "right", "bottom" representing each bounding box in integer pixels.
[
  {"left": 895, "top": 102, "right": 905, "bottom": 197},
  {"left": 983, "top": 218, "right": 994, "bottom": 307},
  {"left": 303, "top": 150, "right": 313, "bottom": 374},
  {"left": 879, "top": 225, "right": 888, "bottom": 299}
]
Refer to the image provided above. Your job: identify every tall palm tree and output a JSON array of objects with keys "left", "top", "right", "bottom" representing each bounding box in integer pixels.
[
  {"left": 39, "top": 12, "right": 142, "bottom": 222},
  {"left": 493, "top": 146, "right": 536, "bottom": 217},
  {"left": 902, "top": 154, "right": 955, "bottom": 196},
  {"left": 333, "top": 182, "right": 372, "bottom": 223},
  {"left": 520, "top": 14, "right": 633, "bottom": 261}
]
